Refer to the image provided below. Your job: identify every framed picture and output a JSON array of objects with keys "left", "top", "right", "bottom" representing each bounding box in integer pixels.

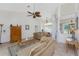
[{"left": 25, "top": 25, "right": 29, "bottom": 30}]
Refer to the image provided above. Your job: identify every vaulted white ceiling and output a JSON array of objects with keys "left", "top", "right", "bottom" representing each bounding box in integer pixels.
[
  {"left": 1, "top": 3, "right": 79, "bottom": 19},
  {"left": 60, "top": 3, "right": 76, "bottom": 16},
  {"left": 0, "top": 3, "right": 59, "bottom": 19}
]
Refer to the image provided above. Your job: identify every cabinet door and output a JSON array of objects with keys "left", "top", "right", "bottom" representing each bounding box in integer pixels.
[{"left": 10, "top": 26, "right": 21, "bottom": 43}]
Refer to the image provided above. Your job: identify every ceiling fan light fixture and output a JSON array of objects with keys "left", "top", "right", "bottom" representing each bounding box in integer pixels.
[{"left": 33, "top": 15, "right": 36, "bottom": 18}]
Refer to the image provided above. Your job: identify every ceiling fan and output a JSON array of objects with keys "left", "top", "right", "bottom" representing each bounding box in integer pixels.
[
  {"left": 27, "top": 5, "right": 41, "bottom": 18},
  {"left": 27, "top": 11, "right": 41, "bottom": 18}
]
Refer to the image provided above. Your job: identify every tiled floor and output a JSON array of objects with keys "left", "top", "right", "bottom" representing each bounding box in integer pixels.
[{"left": 0, "top": 42, "right": 79, "bottom": 56}]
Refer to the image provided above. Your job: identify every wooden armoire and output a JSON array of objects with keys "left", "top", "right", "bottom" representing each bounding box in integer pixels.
[{"left": 10, "top": 24, "right": 22, "bottom": 43}]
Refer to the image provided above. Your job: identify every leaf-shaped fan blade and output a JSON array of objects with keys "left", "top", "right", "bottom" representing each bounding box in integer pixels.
[
  {"left": 27, "top": 11, "right": 33, "bottom": 15},
  {"left": 35, "top": 12, "right": 40, "bottom": 14},
  {"left": 27, "top": 15, "right": 32, "bottom": 16},
  {"left": 36, "top": 14, "right": 41, "bottom": 17}
]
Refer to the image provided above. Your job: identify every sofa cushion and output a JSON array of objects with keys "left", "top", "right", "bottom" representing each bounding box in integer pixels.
[{"left": 40, "top": 36, "right": 53, "bottom": 43}]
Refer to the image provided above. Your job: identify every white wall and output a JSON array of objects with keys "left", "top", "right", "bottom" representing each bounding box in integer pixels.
[{"left": 0, "top": 10, "right": 41, "bottom": 43}]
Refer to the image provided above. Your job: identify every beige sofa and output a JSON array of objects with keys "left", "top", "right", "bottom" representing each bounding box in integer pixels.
[{"left": 16, "top": 36, "right": 55, "bottom": 56}]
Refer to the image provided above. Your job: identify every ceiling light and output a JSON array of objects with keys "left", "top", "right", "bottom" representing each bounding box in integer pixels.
[{"left": 44, "top": 22, "right": 52, "bottom": 26}]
